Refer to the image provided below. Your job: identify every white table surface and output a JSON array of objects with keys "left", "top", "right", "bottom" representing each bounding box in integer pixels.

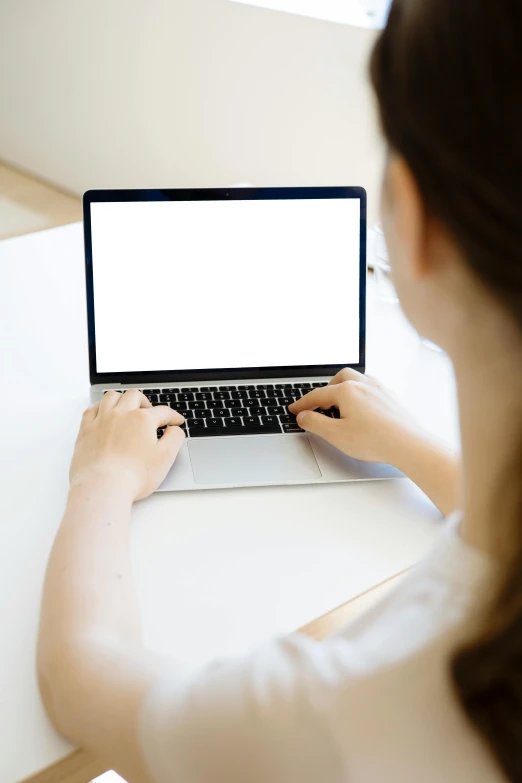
[{"left": 0, "top": 223, "right": 458, "bottom": 783}]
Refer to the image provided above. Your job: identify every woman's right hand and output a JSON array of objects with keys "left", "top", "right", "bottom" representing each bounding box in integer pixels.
[
  {"left": 288, "top": 368, "right": 427, "bottom": 467},
  {"left": 290, "top": 368, "right": 461, "bottom": 516}
]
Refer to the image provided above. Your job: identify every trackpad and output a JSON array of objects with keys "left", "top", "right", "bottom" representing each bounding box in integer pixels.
[{"left": 189, "top": 435, "right": 322, "bottom": 485}]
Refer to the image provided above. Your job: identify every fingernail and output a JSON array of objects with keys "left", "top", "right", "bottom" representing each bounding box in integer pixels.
[{"left": 297, "top": 412, "right": 305, "bottom": 426}]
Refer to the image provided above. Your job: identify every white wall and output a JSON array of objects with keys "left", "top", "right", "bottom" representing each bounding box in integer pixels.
[{"left": 0, "top": 0, "right": 384, "bottom": 223}]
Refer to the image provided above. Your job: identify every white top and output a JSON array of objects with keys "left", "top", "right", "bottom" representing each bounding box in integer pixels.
[{"left": 140, "top": 514, "right": 505, "bottom": 783}]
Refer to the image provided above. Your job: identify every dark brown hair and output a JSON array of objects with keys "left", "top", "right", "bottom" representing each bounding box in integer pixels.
[{"left": 370, "top": 0, "right": 522, "bottom": 779}]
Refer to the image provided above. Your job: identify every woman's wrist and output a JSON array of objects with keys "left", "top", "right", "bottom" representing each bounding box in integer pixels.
[
  {"left": 382, "top": 427, "right": 429, "bottom": 472},
  {"left": 392, "top": 430, "right": 461, "bottom": 515},
  {"left": 69, "top": 464, "right": 139, "bottom": 504}
]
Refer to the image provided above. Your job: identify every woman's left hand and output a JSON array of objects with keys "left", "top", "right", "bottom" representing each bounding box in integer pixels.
[{"left": 69, "top": 390, "right": 186, "bottom": 500}]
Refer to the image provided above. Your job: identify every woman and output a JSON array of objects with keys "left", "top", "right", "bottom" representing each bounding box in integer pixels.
[{"left": 38, "top": 1, "right": 522, "bottom": 781}]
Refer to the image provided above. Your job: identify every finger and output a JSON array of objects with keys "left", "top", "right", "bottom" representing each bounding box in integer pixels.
[
  {"left": 158, "top": 424, "right": 186, "bottom": 464},
  {"left": 147, "top": 425, "right": 186, "bottom": 492},
  {"left": 99, "top": 390, "right": 122, "bottom": 413},
  {"left": 148, "top": 405, "right": 186, "bottom": 428},
  {"left": 117, "top": 389, "right": 151, "bottom": 412},
  {"left": 295, "top": 410, "right": 338, "bottom": 439},
  {"left": 81, "top": 403, "right": 99, "bottom": 426},
  {"left": 328, "top": 367, "right": 366, "bottom": 385},
  {"left": 289, "top": 384, "right": 343, "bottom": 413}
]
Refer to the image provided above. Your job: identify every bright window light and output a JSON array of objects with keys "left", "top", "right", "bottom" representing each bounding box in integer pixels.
[{"left": 226, "top": 0, "right": 391, "bottom": 28}]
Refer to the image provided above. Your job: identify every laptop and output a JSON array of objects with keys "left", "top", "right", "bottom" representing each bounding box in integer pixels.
[{"left": 83, "top": 186, "right": 401, "bottom": 491}]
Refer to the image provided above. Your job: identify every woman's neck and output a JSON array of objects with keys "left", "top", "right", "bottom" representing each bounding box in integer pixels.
[{"left": 454, "top": 336, "right": 522, "bottom": 558}]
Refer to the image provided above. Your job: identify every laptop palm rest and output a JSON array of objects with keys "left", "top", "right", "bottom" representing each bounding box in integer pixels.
[{"left": 189, "top": 435, "right": 322, "bottom": 485}]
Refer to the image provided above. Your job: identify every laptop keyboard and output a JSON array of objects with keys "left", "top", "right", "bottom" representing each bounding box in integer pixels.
[{"left": 103, "top": 382, "right": 340, "bottom": 438}]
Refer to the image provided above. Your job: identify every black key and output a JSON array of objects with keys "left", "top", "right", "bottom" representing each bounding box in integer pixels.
[
  {"left": 157, "top": 428, "right": 165, "bottom": 439},
  {"left": 238, "top": 385, "right": 255, "bottom": 390},
  {"left": 162, "top": 388, "right": 179, "bottom": 393},
  {"left": 181, "top": 408, "right": 194, "bottom": 418},
  {"left": 151, "top": 401, "right": 163, "bottom": 406},
  {"left": 248, "top": 389, "right": 266, "bottom": 398},
  {"left": 231, "top": 390, "right": 249, "bottom": 399},
  {"left": 170, "top": 400, "right": 187, "bottom": 410},
  {"left": 145, "top": 394, "right": 159, "bottom": 402},
  {"left": 244, "top": 398, "right": 261, "bottom": 407},
  {"left": 313, "top": 382, "right": 326, "bottom": 388},
  {"left": 159, "top": 393, "right": 176, "bottom": 402},
  {"left": 244, "top": 416, "right": 260, "bottom": 426},
  {"left": 199, "top": 387, "right": 217, "bottom": 392},
  {"left": 279, "top": 397, "right": 294, "bottom": 407},
  {"left": 219, "top": 386, "right": 237, "bottom": 391},
  {"left": 294, "top": 382, "right": 312, "bottom": 389},
  {"left": 178, "top": 392, "right": 195, "bottom": 401},
  {"left": 264, "top": 397, "right": 279, "bottom": 407},
  {"left": 271, "top": 389, "right": 287, "bottom": 398},
  {"left": 224, "top": 398, "right": 240, "bottom": 408},
  {"left": 197, "top": 409, "right": 212, "bottom": 418},
  {"left": 226, "top": 417, "right": 243, "bottom": 427},
  {"left": 189, "top": 424, "right": 282, "bottom": 438},
  {"left": 208, "top": 418, "right": 225, "bottom": 427},
  {"left": 188, "top": 400, "right": 206, "bottom": 410},
  {"left": 279, "top": 414, "right": 297, "bottom": 423},
  {"left": 282, "top": 423, "right": 304, "bottom": 433},
  {"left": 267, "top": 406, "right": 285, "bottom": 416},
  {"left": 275, "top": 383, "right": 292, "bottom": 389},
  {"left": 189, "top": 418, "right": 206, "bottom": 427},
  {"left": 182, "top": 388, "right": 198, "bottom": 392},
  {"left": 256, "top": 384, "right": 274, "bottom": 390},
  {"left": 231, "top": 408, "right": 248, "bottom": 417},
  {"left": 213, "top": 408, "right": 230, "bottom": 418},
  {"left": 145, "top": 389, "right": 160, "bottom": 393},
  {"left": 261, "top": 415, "right": 279, "bottom": 426},
  {"left": 179, "top": 420, "right": 187, "bottom": 429},
  {"left": 213, "top": 391, "right": 230, "bottom": 400},
  {"left": 196, "top": 392, "right": 212, "bottom": 400},
  {"left": 320, "top": 406, "right": 338, "bottom": 417},
  {"left": 331, "top": 408, "right": 341, "bottom": 419},
  {"left": 250, "top": 407, "right": 267, "bottom": 416}
]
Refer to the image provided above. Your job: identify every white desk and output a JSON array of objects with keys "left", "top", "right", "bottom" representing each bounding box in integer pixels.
[{"left": 0, "top": 224, "right": 458, "bottom": 783}]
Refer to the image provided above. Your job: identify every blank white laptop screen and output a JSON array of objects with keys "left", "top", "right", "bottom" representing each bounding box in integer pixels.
[{"left": 90, "top": 198, "right": 361, "bottom": 373}]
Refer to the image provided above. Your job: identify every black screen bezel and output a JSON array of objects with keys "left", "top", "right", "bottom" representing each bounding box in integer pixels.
[{"left": 83, "top": 186, "right": 367, "bottom": 385}]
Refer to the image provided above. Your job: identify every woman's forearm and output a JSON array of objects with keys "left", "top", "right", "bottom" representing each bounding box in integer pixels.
[
  {"left": 393, "top": 433, "right": 462, "bottom": 516},
  {"left": 36, "top": 393, "right": 186, "bottom": 780},
  {"left": 37, "top": 469, "right": 144, "bottom": 735},
  {"left": 39, "top": 470, "right": 140, "bottom": 649}
]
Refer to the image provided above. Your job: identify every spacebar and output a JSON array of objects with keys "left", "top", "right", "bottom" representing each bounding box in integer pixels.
[{"left": 189, "top": 425, "right": 282, "bottom": 437}]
